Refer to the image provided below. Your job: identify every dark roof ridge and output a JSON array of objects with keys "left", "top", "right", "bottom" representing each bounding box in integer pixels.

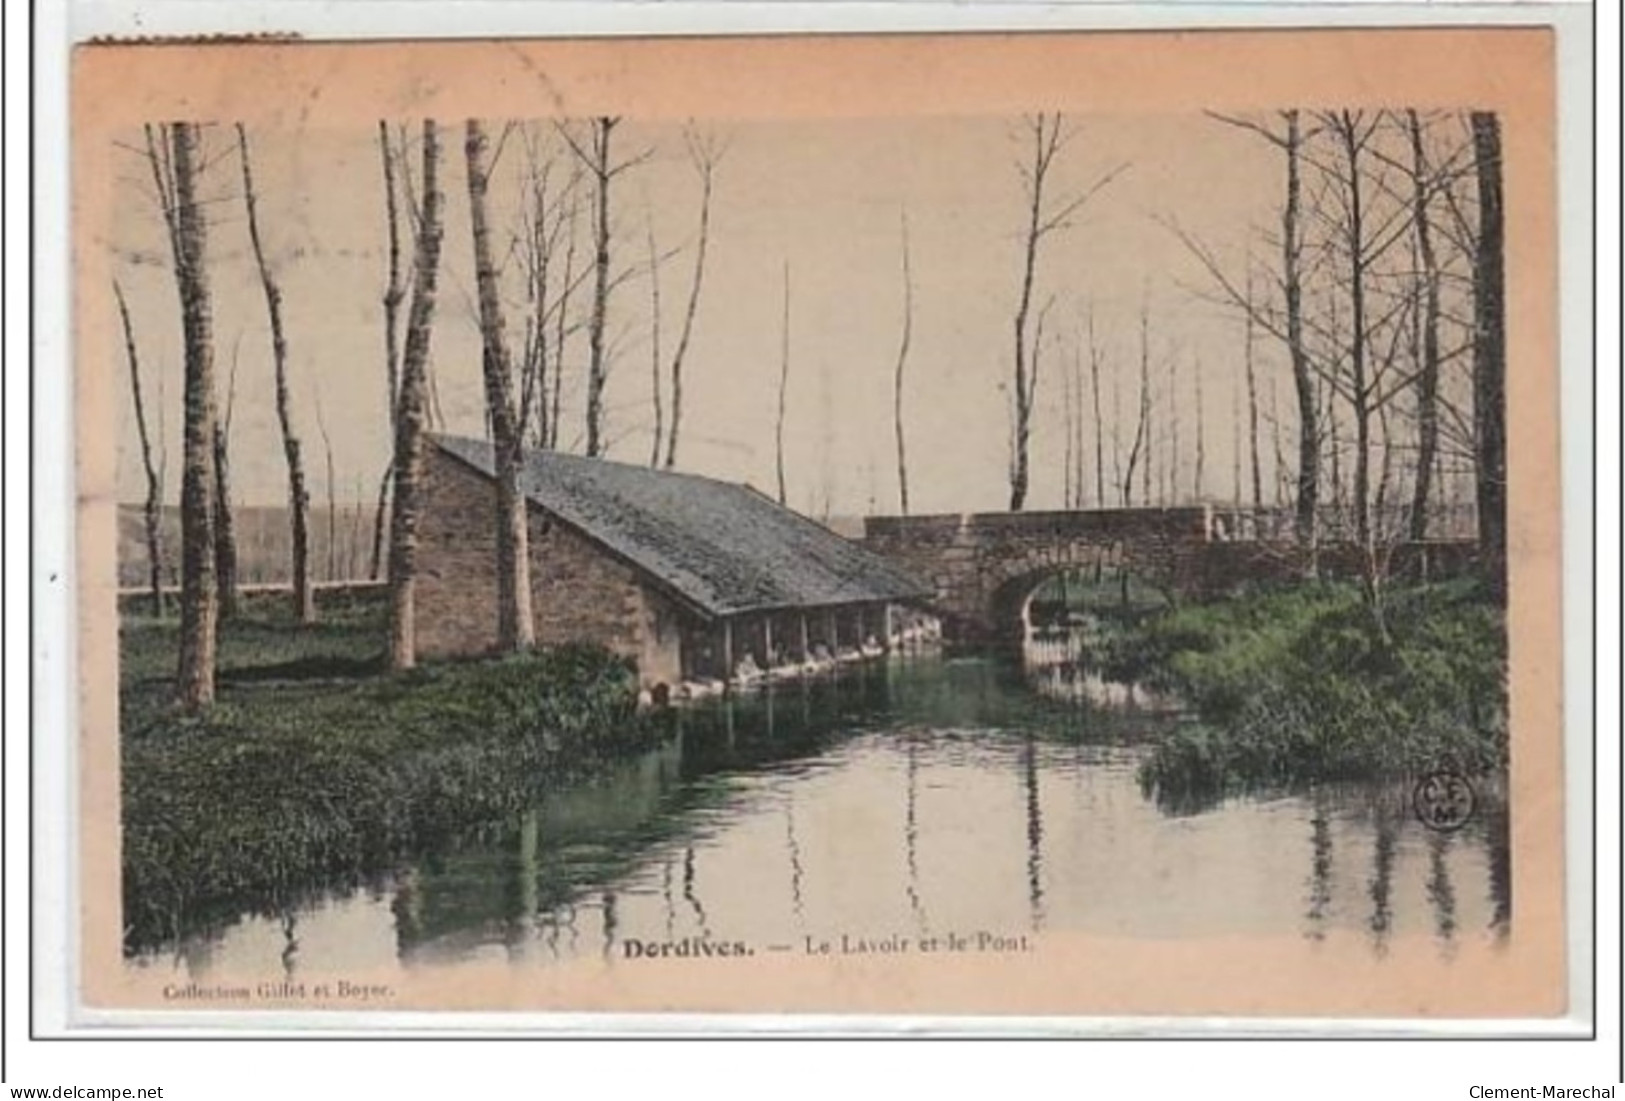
[{"left": 428, "top": 432, "right": 756, "bottom": 496}]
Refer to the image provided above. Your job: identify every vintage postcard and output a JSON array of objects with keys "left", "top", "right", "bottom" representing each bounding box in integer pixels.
[{"left": 70, "top": 27, "right": 1569, "bottom": 1025}]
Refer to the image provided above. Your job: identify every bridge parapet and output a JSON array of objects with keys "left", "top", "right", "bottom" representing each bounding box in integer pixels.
[
  {"left": 860, "top": 507, "right": 1479, "bottom": 641},
  {"left": 865, "top": 508, "right": 1212, "bottom": 544}
]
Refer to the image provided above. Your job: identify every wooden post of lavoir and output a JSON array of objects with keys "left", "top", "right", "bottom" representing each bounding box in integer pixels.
[
  {"left": 883, "top": 603, "right": 896, "bottom": 650},
  {"left": 798, "top": 612, "right": 811, "bottom": 663},
  {"left": 721, "top": 618, "right": 735, "bottom": 684},
  {"left": 763, "top": 615, "right": 775, "bottom": 668}
]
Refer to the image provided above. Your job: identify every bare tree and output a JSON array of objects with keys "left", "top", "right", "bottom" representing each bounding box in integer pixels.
[
  {"left": 1269, "top": 375, "right": 1288, "bottom": 507},
  {"left": 213, "top": 341, "right": 241, "bottom": 617},
  {"left": 314, "top": 389, "right": 337, "bottom": 582},
  {"left": 1087, "top": 312, "right": 1105, "bottom": 509},
  {"left": 165, "top": 122, "right": 219, "bottom": 710},
  {"left": 237, "top": 123, "right": 315, "bottom": 623},
  {"left": 1110, "top": 348, "right": 1125, "bottom": 505},
  {"left": 1063, "top": 336, "right": 1077, "bottom": 510},
  {"left": 892, "top": 210, "right": 914, "bottom": 514},
  {"left": 645, "top": 218, "right": 666, "bottom": 467},
  {"left": 1280, "top": 111, "right": 1321, "bottom": 548},
  {"left": 114, "top": 279, "right": 166, "bottom": 617},
  {"left": 1166, "top": 353, "right": 1180, "bottom": 504},
  {"left": 1189, "top": 111, "right": 1321, "bottom": 548},
  {"left": 775, "top": 259, "right": 792, "bottom": 506},
  {"left": 549, "top": 198, "right": 579, "bottom": 451},
  {"left": 1063, "top": 315, "right": 1087, "bottom": 510},
  {"left": 466, "top": 119, "right": 536, "bottom": 651},
  {"left": 388, "top": 120, "right": 447, "bottom": 671},
  {"left": 513, "top": 129, "right": 582, "bottom": 454},
  {"left": 370, "top": 122, "right": 407, "bottom": 581},
  {"left": 1243, "top": 269, "right": 1265, "bottom": 510},
  {"left": 560, "top": 118, "right": 650, "bottom": 458},
  {"left": 1321, "top": 110, "right": 1381, "bottom": 553},
  {"left": 1405, "top": 109, "right": 1444, "bottom": 540},
  {"left": 663, "top": 127, "right": 724, "bottom": 470},
  {"left": 1470, "top": 111, "right": 1507, "bottom": 600},
  {"left": 1193, "top": 359, "right": 1206, "bottom": 501},
  {"left": 1007, "top": 114, "right": 1126, "bottom": 511},
  {"left": 1121, "top": 305, "right": 1151, "bottom": 507},
  {"left": 1230, "top": 366, "right": 1243, "bottom": 506}
]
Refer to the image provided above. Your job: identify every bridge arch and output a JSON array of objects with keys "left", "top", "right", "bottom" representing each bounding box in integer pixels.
[
  {"left": 862, "top": 507, "right": 1484, "bottom": 643},
  {"left": 862, "top": 508, "right": 1212, "bottom": 642},
  {"left": 986, "top": 543, "right": 1176, "bottom": 641}
]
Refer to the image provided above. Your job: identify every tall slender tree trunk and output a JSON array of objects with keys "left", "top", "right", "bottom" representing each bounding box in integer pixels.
[
  {"left": 371, "top": 121, "right": 406, "bottom": 580},
  {"left": 388, "top": 120, "right": 446, "bottom": 671},
  {"left": 212, "top": 421, "right": 238, "bottom": 617},
  {"left": 1407, "top": 110, "right": 1443, "bottom": 542},
  {"left": 1336, "top": 113, "right": 1374, "bottom": 554},
  {"left": 1326, "top": 383, "right": 1344, "bottom": 526},
  {"left": 892, "top": 211, "right": 914, "bottom": 514},
  {"left": 114, "top": 281, "right": 166, "bottom": 617},
  {"left": 1062, "top": 343, "right": 1076, "bottom": 510},
  {"left": 550, "top": 201, "right": 578, "bottom": 451},
  {"left": 585, "top": 118, "right": 617, "bottom": 458},
  {"left": 664, "top": 134, "right": 718, "bottom": 470},
  {"left": 1471, "top": 111, "right": 1507, "bottom": 600},
  {"left": 237, "top": 123, "right": 315, "bottom": 623},
  {"left": 316, "top": 400, "right": 337, "bottom": 582},
  {"left": 1193, "top": 361, "right": 1206, "bottom": 501},
  {"left": 1088, "top": 314, "right": 1105, "bottom": 509},
  {"left": 466, "top": 119, "right": 536, "bottom": 651},
  {"left": 169, "top": 122, "right": 219, "bottom": 710},
  {"left": 1283, "top": 111, "right": 1319, "bottom": 553},
  {"left": 214, "top": 343, "right": 241, "bottom": 616},
  {"left": 1070, "top": 344, "right": 1084, "bottom": 509},
  {"left": 1230, "top": 367, "right": 1243, "bottom": 507},
  {"left": 1139, "top": 308, "right": 1153, "bottom": 507},
  {"left": 369, "top": 469, "right": 391, "bottom": 581},
  {"left": 1166, "top": 355, "right": 1180, "bottom": 505},
  {"left": 1270, "top": 376, "right": 1287, "bottom": 508},
  {"left": 776, "top": 260, "right": 792, "bottom": 506},
  {"left": 646, "top": 222, "right": 665, "bottom": 467},
  {"left": 1110, "top": 360, "right": 1125, "bottom": 505},
  {"left": 1243, "top": 269, "right": 1264, "bottom": 511},
  {"left": 1122, "top": 306, "right": 1150, "bottom": 507},
  {"left": 1010, "top": 163, "right": 1042, "bottom": 512}
]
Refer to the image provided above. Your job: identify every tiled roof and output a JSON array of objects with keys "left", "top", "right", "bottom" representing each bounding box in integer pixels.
[{"left": 432, "top": 435, "right": 933, "bottom": 619}]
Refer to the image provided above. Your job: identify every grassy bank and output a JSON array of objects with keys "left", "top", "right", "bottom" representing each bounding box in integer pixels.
[
  {"left": 1096, "top": 579, "right": 1507, "bottom": 804},
  {"left": 120, "top": 593, "right": 663, "bottom": 953}
]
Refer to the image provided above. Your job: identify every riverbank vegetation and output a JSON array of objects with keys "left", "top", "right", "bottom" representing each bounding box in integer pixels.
[
  {"left": 119, "top": 591, "right": 661, "bottom": 953},
  {"left": 1092, "top": 579, "right": 1507, "bottom": 804}
]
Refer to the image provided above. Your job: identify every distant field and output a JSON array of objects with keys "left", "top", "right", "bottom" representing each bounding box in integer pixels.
[{"left": 117, "top": 502, "right": 382, "bottom": 589}]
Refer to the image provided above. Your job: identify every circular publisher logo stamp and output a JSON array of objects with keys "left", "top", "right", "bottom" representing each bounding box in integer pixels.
[{"left": 1413, "top": 771, "right": 1476, "bottom": 832}]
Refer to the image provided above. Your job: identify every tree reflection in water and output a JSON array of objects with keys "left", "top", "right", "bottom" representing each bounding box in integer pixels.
[{"left": 140, "top": 653, "right": 1513, "bottom": 977}]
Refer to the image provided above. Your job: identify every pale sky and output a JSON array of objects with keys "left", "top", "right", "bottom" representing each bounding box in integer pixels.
[{"left": 108, "top": 113, "right": 1314, "bottom": 518}]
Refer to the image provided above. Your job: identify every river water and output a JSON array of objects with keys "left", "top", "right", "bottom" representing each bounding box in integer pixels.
[{"left": 130, "top": 651, "right": 1510, "bottom": 983}]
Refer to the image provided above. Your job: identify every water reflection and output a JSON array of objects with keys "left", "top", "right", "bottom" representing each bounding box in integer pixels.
[
  {"left": 1022, "top": 733, "right": 1045, "bottom": 931},
  {"left": 1304, "top": 790, "right": 1333, "bottom": 942},
  {"left": 132, "top": 654, "right": 1512, "bottom": 980},
  {"left": 1367, "top": 793, "right": 1398, "bottom": 953},
  {"left": 1022, "top": 625, "right": 1173, "bottom": 712},
  {"left": 1427, "top": 831, "right": 1458, "bottom": 946}
]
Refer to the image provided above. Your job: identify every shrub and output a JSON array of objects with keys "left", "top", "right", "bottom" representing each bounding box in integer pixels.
[
  {"left": 120, "top": 643, "right": 659, "bottom": 953},
  {"left": 1132, "top": 580, "right": 1507, "bottom": 805}
]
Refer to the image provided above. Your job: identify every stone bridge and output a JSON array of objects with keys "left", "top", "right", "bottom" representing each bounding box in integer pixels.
[{"left": 861, "top": 507, "right": 1478, "bottom": 641}]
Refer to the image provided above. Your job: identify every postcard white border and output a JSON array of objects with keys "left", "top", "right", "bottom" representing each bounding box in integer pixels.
[{"left": 24, "top": 0, "right": 1607, "bottom": 1059}]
